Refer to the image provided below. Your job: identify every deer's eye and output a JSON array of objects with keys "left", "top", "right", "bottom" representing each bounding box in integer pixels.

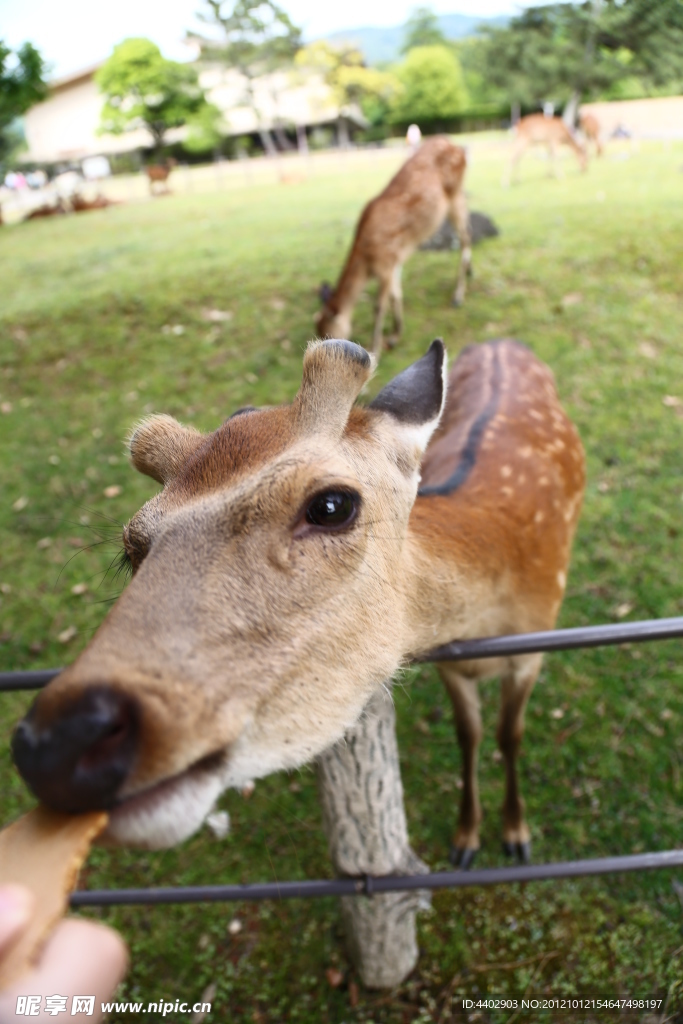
[{"left": 305, "top": 491, "right": 359, "bottom": 529}]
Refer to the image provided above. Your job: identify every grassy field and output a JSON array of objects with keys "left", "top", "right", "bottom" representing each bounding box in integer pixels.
[{"left": 1, "top": 137, "right": 683, "bottom": 1023}]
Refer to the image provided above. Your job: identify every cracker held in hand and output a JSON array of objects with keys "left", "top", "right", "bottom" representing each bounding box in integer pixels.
[{"left": 0, "top": 807, "right": 107, "bottom": 989}]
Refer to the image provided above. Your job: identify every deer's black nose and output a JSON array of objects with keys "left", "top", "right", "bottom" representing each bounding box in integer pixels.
[{"left": 12, "top": 688, "right": 139, "bottom": 813}]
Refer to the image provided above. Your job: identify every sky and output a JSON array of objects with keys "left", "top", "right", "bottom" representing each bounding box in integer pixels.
[{"left": 0, "top": 0, "right": 542, "bottom": 80}]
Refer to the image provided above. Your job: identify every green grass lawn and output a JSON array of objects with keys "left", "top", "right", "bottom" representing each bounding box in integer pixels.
[{"left": 1, "top": 138, "right": 683, "bottom": 1023}]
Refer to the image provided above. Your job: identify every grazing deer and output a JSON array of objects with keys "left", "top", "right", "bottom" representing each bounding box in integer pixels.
[
  {"left": 13, "top": 338, "right": 584, "bottom": 865},
  {"left": 316, "top": 136, "right": 472, "bottom": 358},
  {"left": 505, "top": 114, "right": 588, "bottom": 185},
  {"left": 146, "top": 158, "right": 177, "bottom": 196},
  {"left": 579, "top": 112, "right": 603, "bottom": 157}
]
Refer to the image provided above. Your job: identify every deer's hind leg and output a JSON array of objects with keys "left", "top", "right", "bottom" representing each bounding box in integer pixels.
[
  {"left": 497, "top": 653, "right": 543, "bottom": 863},
  {"left": 504, "top": 136, "right": 528, "bottom": 187},
  {"left": 450, "top": 189, "right": 472, "bottom": 307},
  {"left": 438, "top": 663, "right": 482, "bottom": 869}
]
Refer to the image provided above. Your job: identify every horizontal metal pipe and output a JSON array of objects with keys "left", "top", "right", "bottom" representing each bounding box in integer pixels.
[
  {"left": 4, "top": 617, "right": 683, "bottom": 692},
  {"left": 70, "top": 849, "right": 683, "bottom": 907},
  {"left": 418, "top": 616, "right": 683, "bottom": 662},
  {"left": 0, "top": 669, "right": 61, "bottom": 692}
]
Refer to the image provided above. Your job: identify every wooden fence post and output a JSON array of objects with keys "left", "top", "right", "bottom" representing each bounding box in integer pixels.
[{"left": 316, "top": 688, "right": 430, "bottom": 989}]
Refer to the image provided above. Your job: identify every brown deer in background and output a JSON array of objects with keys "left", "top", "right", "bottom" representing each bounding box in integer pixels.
[
  {"left": 13, "top": 337, "right": 584, "bottom": 866},
  {"left": 579, "top": 111, "right": 604, "bottom": 157},
  {"left": 316, "top": 137, "right": 472, "bottom": 358},
  {"left": 505, "top": 114, "right": 588, "bottom": 185},
  {"left": 146, "top": 158, "right": 177, "bottom": 196}
]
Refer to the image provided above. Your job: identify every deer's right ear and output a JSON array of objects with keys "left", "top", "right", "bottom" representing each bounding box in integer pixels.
[
  {"left": 369, "top": 339, "right": 447, "bottom": 453},
  {"left": 128, "top": 414, "right": 203, "bottom": 484}
]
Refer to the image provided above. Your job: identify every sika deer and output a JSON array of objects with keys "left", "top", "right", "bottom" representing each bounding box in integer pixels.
[
  {"left": 13, "top": 338, "right": 584, "bottom": 865},
  {"left": 505, "top": 114, "right": 588, "bottom": 185},
  {"left": 579, "top": 112, "right": 603, "bottom": 157},
  {"left": 316, "top": 137, "right": 472, "bottom": 358},
  {"left": 146, "top": 158, "right": 177, "bottom": 196}
]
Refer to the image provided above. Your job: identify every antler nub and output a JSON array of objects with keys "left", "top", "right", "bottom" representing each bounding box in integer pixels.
[
  {"left": 128, "top": 414, "right": 203, "bottom": 484},
  {"left": 294, "top": 339, "right": 375, "bottom": 436}
]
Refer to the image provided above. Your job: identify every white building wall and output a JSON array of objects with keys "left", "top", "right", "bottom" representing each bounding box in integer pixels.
[{"left": 22, "top": 64, "right": 341, "bottom": 164}]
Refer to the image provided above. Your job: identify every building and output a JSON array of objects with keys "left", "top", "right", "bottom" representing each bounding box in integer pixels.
[{"left": 21, "top": 61, "right": 366, "bottom": 166}]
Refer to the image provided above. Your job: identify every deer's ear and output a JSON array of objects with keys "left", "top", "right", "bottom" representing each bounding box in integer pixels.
[
  {"left": 295, "top": 339, "right": 374, "bottom": 437},
  {"left": 128, "top": 414, "right": 203, "bottom": 484},
  {"left": 370, "top": 339, "right": 447, "bottom": 452}
]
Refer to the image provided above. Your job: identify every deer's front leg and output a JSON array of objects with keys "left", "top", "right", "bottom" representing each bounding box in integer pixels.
[
  {"left": 497, "top": 654, "right": 542, "bottom": 863},
  {"left": 439, "top": 665, "right": 482, "bottom": 869},
  {"left": 450, "top": 190, "right": 472, "bottom": 306},
  {"left": 372, "top": 280, "right": 391, "bottom": 358},
  {"left": 387, "top": 264, "right": 403, "bottom": 349}
]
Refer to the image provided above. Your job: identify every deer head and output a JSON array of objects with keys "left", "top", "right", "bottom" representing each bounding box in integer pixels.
[
  {"left": 315, "top": 284, "right": 351, "bottom": 340},
  {"left": 13, "top": 340, "right": 447, "bottom": 849}
]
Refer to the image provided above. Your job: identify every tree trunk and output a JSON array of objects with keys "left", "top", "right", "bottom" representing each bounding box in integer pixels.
[
  {"left": 296, "top": 123, "right": 308, "bottom": 155},
  {"left": 337, "top": 116, "right": 350, "bottom": 150},
  {"left": 258, "top": 127, "right": 278, "bottom": 156},
  {"left": 316, "top": 688, "right": 430, "bottom": 989}
]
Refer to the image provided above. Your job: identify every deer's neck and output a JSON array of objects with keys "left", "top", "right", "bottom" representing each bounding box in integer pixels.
[
  {"left": 397, "top": 505, "right": 482, "bottom": 656},
  {"left": 331, "top": 246, "right": 368, "bottom": 315}
]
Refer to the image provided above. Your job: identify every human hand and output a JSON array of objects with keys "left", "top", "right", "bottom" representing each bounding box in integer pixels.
[{"left": 0, "top": 885, "right": 127, "bottom": 1022}]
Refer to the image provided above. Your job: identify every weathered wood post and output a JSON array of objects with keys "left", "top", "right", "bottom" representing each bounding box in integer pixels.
[{"left": 316, "top": 687, "right": 430, "bottom": 988}]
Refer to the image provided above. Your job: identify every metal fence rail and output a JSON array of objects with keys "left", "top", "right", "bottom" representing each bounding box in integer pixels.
[
  {"left": 3, "top": 615, "right": 683, "bottom": 905},
  {"left": 68, "top": 850, "right": 683, "bottom": 907},
  {"left": 3, "top": 615, "right": 683, "bottom": 692}
]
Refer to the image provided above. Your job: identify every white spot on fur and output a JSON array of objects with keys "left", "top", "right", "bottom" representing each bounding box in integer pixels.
[
  {"left": 557, "top": 571, "right": 566, "bottom": 590},
  {"left": 501, "top": 465, "right": 512, "bottom": 478}
]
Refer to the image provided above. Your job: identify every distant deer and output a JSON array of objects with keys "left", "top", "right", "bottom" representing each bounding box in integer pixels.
[
  {"left": 505, "top": 114, "right": 587, "bottom": 185},
  {"left": 579, "top": 111, "right": 603, "bottom": 157},
  {"left": 146, "top": 158, "right": 177, "bottom": 196},
  {"left": 316, "top": 136, "right": 472, "bottom": 358},
  {"left": 13, "top": 337, "right": 584, "bottom": 865}
]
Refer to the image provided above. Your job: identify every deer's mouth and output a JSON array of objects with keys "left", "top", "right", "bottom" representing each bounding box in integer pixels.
[{"left": 102, "top": 749, "right": 228, "bottom": 850}]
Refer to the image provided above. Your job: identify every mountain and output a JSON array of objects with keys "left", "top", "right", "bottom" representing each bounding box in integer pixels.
[{"left": 321, "top": 13, "right": 507, "bottom": 66}]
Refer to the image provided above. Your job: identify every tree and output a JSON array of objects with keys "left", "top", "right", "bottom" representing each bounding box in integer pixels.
[
  {"left": 401, "top": 6, "right": 447, "bottom": 53},
  {"left": 190, "top": 0, "right": 302, "bottom": 154},
  {"left": 479, "top": 1, "right": 683, "bottom": 108},
  {"left": 295, "top": 42, "right": 399, "bottom": 131},
  {"left": 96, "top": 38, "right": 218, "bottom": 154},
  {"left": 0, "top": 41, "right": 48, "bottom": 170},
  {"left": 390, "top": 45, "right": 469, "bottom": 125}
]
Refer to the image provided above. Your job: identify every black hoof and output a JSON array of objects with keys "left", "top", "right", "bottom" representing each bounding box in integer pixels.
[
  {"left": 450, "top": 846, "right": 478, "bottom": 870},
  {"left": 467, "top": 265, "right": 474, "bottom": 278},
  {"left": 452, "top": 297, "right": 463, "bottom": 308},
  {"left": 503, "top": 840, "right": 531, "bottom": 863}
]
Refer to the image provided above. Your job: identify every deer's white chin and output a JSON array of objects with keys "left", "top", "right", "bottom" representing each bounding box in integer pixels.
[
  {"left": 102, "top": 760, "right": 225, "bottom": 850},
  {"left": 99, "top": 732, "right": 332, "bottom": 849}
]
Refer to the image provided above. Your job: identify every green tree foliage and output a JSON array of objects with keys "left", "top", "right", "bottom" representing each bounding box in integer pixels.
[
  {"left": 96, "top": 38, "right": 218, "bottom": 153},
  {"left": 191, "top": 0, "right": 301, "bottom": 152},
  {"left": 479, "top": 1, "right": 683, "bottom": 107},
  {"left": 390, "top": 45, "right": 469, "bottom": 125},
  {"left": 452, "top": 36, "right": 509, "bottom": 109},
  {"left": 295, "top": 42, "right": 399, "bottom": 126},
  {"left": 401, "top": 6, "right": 447, "bottom": 53},
  {"left": 0, "top": 41, "right": 48, "bottom": 168}
]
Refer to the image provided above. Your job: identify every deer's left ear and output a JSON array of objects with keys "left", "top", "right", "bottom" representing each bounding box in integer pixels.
[{"left": 370, "top": 339, "right": 447, "bottom": 454}]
